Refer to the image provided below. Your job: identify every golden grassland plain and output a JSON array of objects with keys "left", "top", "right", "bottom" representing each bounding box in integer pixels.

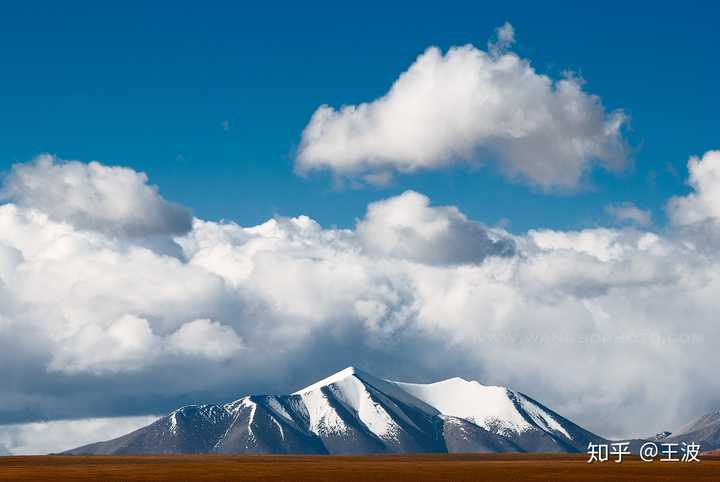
[{"left": 0, "top": 453, "right": 719, "bottom": 481}]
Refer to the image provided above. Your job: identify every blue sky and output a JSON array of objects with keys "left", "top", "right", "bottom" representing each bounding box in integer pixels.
[{"left": 1, "top": 1, "right": 717, "bottom": 231}]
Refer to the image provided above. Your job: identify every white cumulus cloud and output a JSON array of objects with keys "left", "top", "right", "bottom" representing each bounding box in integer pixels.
[
  {"left": 667, "top": 150, "right": 720, "bottom": 226},
  {"left": 49, "top": 315, "right": 162, "bottom": 374},
  {"left": 296, "top": 25, "right": 628, "bottom": 189},
  {"left": 167, "top": 319, "right": 244, "bottom": 360},
  {"left": 1, "top": 153, "right": 720, "bottom": 444},
  {"left": 357, "top": 190, "right": 514, "bottom": 264},
  {"left": 1, "top": 155, "right": 192, "bottom": 237}
]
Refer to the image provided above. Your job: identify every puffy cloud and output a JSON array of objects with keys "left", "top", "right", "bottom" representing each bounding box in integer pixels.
[
  {"left": 667, "top": 150, "right": 720, "bottom": 226},
  {"left": 1, "top": 155, "right": 192, "bottom": 237},
  {"left": 2, "top": 154, "right": 720, "bottom": 446},
  {"left": 0, "top": 186, "right": 243, "bottom": 379},
  {"left": 605, "top": 202, "right": 652, "bottom": 226},
  {"left": 357, "top": 190, "right": 514, "bottom": 264},
  {"left": 167, "top": 319, "right": 244, "bottom": 360},
  {"left": 49, "top": 315, "right": 161, "bottom": 374},
  {"left": 296, "top": 27, "right": 628, "bottom": 189},
  {"left": 48, "top": 316, "right": 243, "bottom": 375}
]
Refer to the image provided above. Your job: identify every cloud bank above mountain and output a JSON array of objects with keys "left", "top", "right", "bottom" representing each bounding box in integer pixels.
[
  {"left": 1, "top": 155, "right": 192, "bottom": 237},
  {"left": 1, "top": 150, "right": 719, "bottom": 452},
  {"left": 296, "top": 24, "right": 628, "bottom": 189}
]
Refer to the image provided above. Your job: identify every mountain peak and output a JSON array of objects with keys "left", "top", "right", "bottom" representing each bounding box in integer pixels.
[
  {"left": 431, "top": 376, "right": 488, "bottom": 386},
  {"left": 292, "top": 366, "right": 372, "bottom": 394}
]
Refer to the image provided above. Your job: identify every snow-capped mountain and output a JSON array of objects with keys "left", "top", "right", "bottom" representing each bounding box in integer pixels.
[
  {"left": 665, "top": 409, "right": 720, "bottom": 452},
  {"left": 63, "top": 367, "right": 606, "bottom": 455}
]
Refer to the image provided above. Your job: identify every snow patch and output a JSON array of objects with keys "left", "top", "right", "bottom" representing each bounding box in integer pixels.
[
  {"left": 300, "top": 388, "right": 348, "bottom": 435},
  {"left": 295, "top": 368, "right": 404, "bottom": 442},
  {"left": 517, "top": 395, "right": 572, "bottom": 440},
  {"left": 271, "top": 416, "right": 285, "bottom": 441},
  {"left": 266, "top": 397, "right": 293, "bottom": 424},
  {"left": 293, "top": 366, "right": 359, "bottom": 394},
  {"left": 326, "top": 376, "right": 400, "bottom": 440},
  {"left": 168, "top": 412, "right": 178, "bottom": 435},
  {"left": 223, "top": 396, "right": 252, "bottom": 415},
  {"left": 391, "top": 377, "right": 533, "bottom": 435}
]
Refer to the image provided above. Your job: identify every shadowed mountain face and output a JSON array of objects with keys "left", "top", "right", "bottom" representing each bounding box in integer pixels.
[{"left": 63, "top": 367, "right": 606, "bottom": 455}]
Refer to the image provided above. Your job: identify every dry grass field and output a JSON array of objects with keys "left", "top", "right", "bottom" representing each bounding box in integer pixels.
[{"left": 1, "top": 453, "right": 718, "bottom": 481}]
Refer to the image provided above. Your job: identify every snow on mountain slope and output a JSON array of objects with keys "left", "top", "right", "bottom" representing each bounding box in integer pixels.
[
  {"left": 300, "top": 369, "right": 401, "bottom": 439},
  {"left": 390, "top": 375, "right": 575, "bottom": 443},
  {"left": 297, "top": 386, "right": 348, "bottom": 435},
  {"left": 295, "top": 366, "right": 439, "bottom": 417},
  {"left": 294, "top": 367, "right": 446, "bottom": 453},
  {"left": 294, "top": 366, "right": 360, "bottom": 394},
  {"left": 63, "top": 366, "right": 603, "bottom": 455},
  {"left": 391, "top": 377, "right": 533, "bottom": 435},
  {"left": 297, "top": 367, "right": 426, "bottom": 440},
  {"left": 515, "top": 394, "right": 572, "bottom": 439}
]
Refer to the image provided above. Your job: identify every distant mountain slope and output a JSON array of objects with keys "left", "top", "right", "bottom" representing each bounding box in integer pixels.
[
  {"left": 64, "top": 366, "right": 607, "bottom": 455},
  {"left": 666, "top": 410, "right": 720, "bottom": 452}
]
